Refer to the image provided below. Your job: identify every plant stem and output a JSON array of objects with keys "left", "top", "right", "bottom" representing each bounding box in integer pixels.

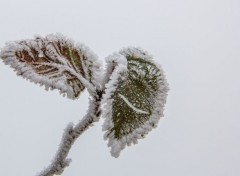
[{"left": 36, "top": 91, "right": 102, "bottom": 176}]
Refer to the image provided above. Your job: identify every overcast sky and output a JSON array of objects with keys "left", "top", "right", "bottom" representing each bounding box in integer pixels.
[{"left": 0, "top": 0, "right": 240, "bottom": 175}]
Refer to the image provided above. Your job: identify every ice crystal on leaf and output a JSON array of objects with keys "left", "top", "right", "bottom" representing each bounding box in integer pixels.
[
  {"left": 0, "top": 34, "right": 169, "bottom": 176},
  {"left": 102, "top": 48, "right": 169, "bottom": 157},
  {"left": 0, "top": 34, "right": 101, "bottom": 99}
]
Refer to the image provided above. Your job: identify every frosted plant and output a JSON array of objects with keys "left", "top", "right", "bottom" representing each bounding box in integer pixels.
[{"left": 0, "top": 34, "right": 169, "bottom": 176}]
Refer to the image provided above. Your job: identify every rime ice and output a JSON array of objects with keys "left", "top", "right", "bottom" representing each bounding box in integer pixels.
[
  {"left": 0, "top": 35, "right": 169, "bottom": 175},
  {"left": 102, "top": 47, "right": 169, "bottom": 157}
]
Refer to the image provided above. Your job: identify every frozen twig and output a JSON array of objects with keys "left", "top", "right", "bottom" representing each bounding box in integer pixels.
[
  {"left": 36, "top": 91, "right": 102, "bottom": 176},
  {"left": 0, "top": 34, "right": 169, "bottom": 175}
]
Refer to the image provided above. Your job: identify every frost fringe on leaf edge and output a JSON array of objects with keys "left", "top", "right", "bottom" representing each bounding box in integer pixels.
[
  {"left": 101, "top": 47, "right": 169, "bottom": 157},
  {"left": 0, "top": 33, "right": 102, "bottom": 99}
]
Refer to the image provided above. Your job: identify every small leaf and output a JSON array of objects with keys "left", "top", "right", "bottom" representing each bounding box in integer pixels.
[
  {"left": 0, "top": 34, "right": 101, "bottom": 99},
  {"left": 102, "top": 48, "right": 169, "bottom": 157}
]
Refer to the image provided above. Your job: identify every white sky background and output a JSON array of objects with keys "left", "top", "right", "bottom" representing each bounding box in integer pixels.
[{"left": 0, "top": 0, "right": 240, "bottom": 175}]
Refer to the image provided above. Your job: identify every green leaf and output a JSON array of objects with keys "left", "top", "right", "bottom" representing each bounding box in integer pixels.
[{"left": 102, "top": 48, "right": 169, "bottom": 157}]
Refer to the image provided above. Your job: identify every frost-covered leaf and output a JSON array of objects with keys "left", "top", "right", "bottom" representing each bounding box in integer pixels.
[
  {"left": 0, "top": 34, "right": 101, "bottom": 99},
  {"left": 102, "top": 48, "right": 169, "bottom": 157}
]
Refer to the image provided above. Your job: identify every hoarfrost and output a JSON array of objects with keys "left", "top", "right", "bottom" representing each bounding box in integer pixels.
[{"left": 102, "top": 47, "right": 169, "bottom": 158}]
